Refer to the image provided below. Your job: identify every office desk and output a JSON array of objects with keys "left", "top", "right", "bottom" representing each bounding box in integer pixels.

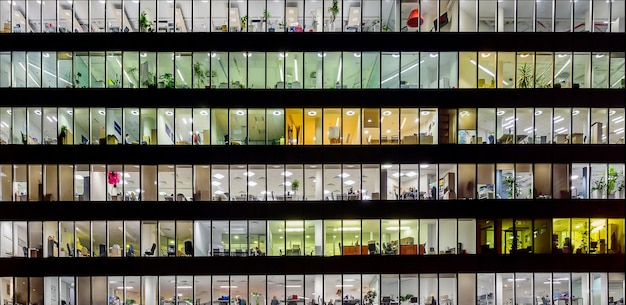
[
  {"left": 499, "top": 134, "right": 528, "bottom": 144},
  {"left": 29, "top": 248, "right": 41, "bottom": 258},
  {"left": 343, "top": 245, "right": 368, "bottom": 255},
  {"left": 399, "top": 244, "right": 425, "bottom": 255},
  {"left": 109, "top": 248, "right": 122, "bottom": 257}
]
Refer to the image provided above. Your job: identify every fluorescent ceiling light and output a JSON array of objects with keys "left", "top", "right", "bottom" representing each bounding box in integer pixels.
[
  {"left": 470, "top": 59, "right": 510, "bottom": 86},
  {"left": 386, "top": 226, "right": 410, "bottom": 231},
  {"left": 333, "top": 227, "right": 360, "bottom": 231},
  {"left": 285, "top": 228, "right": 304, "bottom": 232},
  {"left": 380, "top": 60, "right": 424, "bottom": 85}
]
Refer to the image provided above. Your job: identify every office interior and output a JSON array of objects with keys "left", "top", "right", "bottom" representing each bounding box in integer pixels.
[
  {"left": 1, "top": 162, "right": 624, "bottom": 202},
  {"left": 0, "top": 0, "right": 624, "bottom": 34},
  {"left": 1, "top": 107, "right": 624, "bottom": 146},
  {"left": 1, "top": 218, "right": 624, "bottom": 258},
  {"left": 0, "top": 273, "right": 624, "bottom": 305},
  {"left": 1, "top": 51, "right": 625, "bottom": 90}
]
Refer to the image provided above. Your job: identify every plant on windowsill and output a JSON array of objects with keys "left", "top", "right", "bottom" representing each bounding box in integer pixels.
[
  {"left": 328, "top": 0, "right": 339, "bottom": 25},
  {"left": 241, "top": 15, "right": 248, "bottom": 31},
  {"left": 159, "top": 73, "right": 175, "bottom": 89},
  {"left": 363, "top": 290, "right": 377, "bottom": 305},
  {"left": 108, "top": 78, "right": 121, "bottom": 88},
  {"left": 517, "top": 63, "right": 533, "bottom": 88},
  {"left": 193, "top": 61, "right": 210, "bottom": 88},
  {"left": 591, "top": 177, "right": 607, "bottom": 199},
  {"left": 74, "top": 72, "right": 83, "bottom": 88},
  {"left": 382, "top": 24, "right": 391, "bottom": 32},
  {"left": 607, "top": 167, "right": 622, "bottom": 199},
  {"left": 251, "top": 291, "right": 262, "bottom": 305},
  {"left": 263, "top": 9, "right": 271, "bottom": 22},
  {"left": 125, "top": 299, "right": 136, "bottom": 305},
  {"left": 369, "top": 19, "right": 380, "bottom": 32},
  {"left": 139, "top": 12, "right": 153, "bottom": 32},
  {"left": 503, "top": 175, "right": 520, "bottom": 199},
  {"left": 399, "top": 294, "right": 414, "bottom": 304},
  {"left": 310, "top": 9, "right": 318, "bottom": 30},
  {"left": 291, "top": 179, "right": 300, "bottom": 197},
  {"left": 58, "top": 125, "right": 68, "bottom": 145},
  {"left": 142, "top": 72, "right": 157, "bottom": 89}
]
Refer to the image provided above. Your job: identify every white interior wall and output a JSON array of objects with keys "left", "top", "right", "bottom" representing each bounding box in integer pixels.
[
  {"left": 458, "top": 220, "right": 476, "bottom": 254},
  {"left": 44, "top": 277, "right": 55, "bottom": 305},
  {"left": 0, "top": 222, "right": 13, "bottom": 257},
  {"left": 91, "top": 171, "right": 106, "bottom": 201},
  {"left": 194, "top": 221, "right": 211, "bottom": 256},
  {"left": 438, "top": 220, "right": 456, "bottom": 252}
]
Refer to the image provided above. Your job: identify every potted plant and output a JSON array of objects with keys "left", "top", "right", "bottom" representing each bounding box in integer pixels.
[
  {"left": 277, "top": 20, "right": 286, "bottom": 31},
  {"left": 139, "top": 11, "right": 153, "bottom": 32},
  {"left": 591, "top": 177, "right": 607, "bottom": 199},
  {"left": 142, "top": 72, "right": 157, "bottom": 89},
  {"left": 328, "top": 0, "right": 339, "bottom": 31},
  {"left": 382, "top": 24, "right": 391, "bottom": 32},
  {"left": 74, "top": 72, "right": 82, "bottom": 88},
  {"left": 125, "top": 299, "right": 136, "bottom": 305},
  {"left": 370, "top": 19, "right": 380, "bottom": 32},
  {"left": 193, "top": 62, "right": 210, "bottom": 88},
  {"left": 291, "top": 179, "right": 300, "bottom": 196},
  {"left": 159, "top": 73, "right": 175, "bottom": 89},
  {"left": 517, "top": 63, "right": 533, "bottom": 88},
  {"left": 607, "top": 167, "right": 622, "bottom": 199},
  {"left": 617, "top": 176, "right": 625, "bottom": 199},
  {"left": 240, "top": 15, "right": 248, "bottom": 31},
  {"left": 363, "top": 290, "right": 377, "bottom": 305},
  {"left": 251, "top": 292, "right": 262, "bottom": 305},
  {"left": 58, "top": 125, "right": 68, "bottom": 145},
  {"left": 262, "top": 9, "right": 271, "bottom": 31},
  {"left": 503, "top": 175, "right": 520, "bottom": 199},
  {"left": 399, "top": 294, "right": 414, "bottom": 304},
  {"left": 310, "top": 9, "right": 318, "bottom": 30},
  {"left": 108, "top": 78, "right": 121, "bottom": 88}
]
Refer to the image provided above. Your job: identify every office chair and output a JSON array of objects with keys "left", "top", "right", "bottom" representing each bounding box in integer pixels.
[
  {"left": 99, "top": 243, "right": 107, "bottom": 257},
  {"left": 145, "top": 243, "right": 157, "bottom": 256},
  {"left": 127, "top": 244, "right": 135, "bottom": 257},
  {"left": 23, "top": 246, "right": 28, "bottom": 257},
  {"left": 367, "top": 241, "right": 378, "bottom": 255},
  {"left": 167, "top": 245, "right": 176, "bottom": 256},
  {"left": 213, "top": 248, "right": 221, "bottom": 256},
  {"left": 292, "top": 244, "right": 301, "bottom": 256},
  {"left": 184, "top": 241, "right": 193, "bottom": 256},
  {"left": 67, "top": 243, "right": 74, "bottom": 257}
]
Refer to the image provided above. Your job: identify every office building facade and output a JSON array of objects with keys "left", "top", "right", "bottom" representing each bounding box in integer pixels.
[{"left": 1, "top": 1, "right": 625, "bottom": 305}]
